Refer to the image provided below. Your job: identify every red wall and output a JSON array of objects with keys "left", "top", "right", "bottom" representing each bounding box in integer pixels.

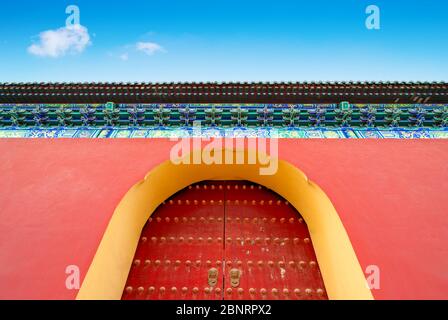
[{"left": 0, "top": 139, "right": 447, "bottom": 299}]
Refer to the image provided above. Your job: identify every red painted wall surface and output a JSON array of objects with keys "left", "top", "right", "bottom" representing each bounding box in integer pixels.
[{"left": 0, "top": 139, "right": 447, "bottom": 300}]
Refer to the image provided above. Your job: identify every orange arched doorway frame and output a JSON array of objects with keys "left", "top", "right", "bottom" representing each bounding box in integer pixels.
[{"left": 77, "top": 149, "right": 373, "bottom": 300}]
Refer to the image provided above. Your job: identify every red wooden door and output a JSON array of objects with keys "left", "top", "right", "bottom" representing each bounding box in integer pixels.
[{"left": 122, "top": 181, "right": 327, "bottom": 300}]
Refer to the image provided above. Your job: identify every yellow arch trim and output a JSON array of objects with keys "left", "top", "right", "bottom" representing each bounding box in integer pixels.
[{"left": 77, "top": 149, "right": 373, "bottom": 300}]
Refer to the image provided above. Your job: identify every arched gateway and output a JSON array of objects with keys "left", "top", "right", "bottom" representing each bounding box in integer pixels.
[{"left": 77, "top": 149, "right": 372, "bottom": 300}]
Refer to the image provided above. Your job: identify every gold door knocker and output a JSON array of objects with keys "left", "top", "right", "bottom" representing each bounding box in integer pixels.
[
  {"left": 208, "top": 268, "right": 218, "bottom": 287},
  {"left": 230, "top": 268, "right": 241, "bottom": 287}
]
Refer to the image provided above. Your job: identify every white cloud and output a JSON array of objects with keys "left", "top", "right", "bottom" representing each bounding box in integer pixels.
[
  {"left": 28, "top": 25, "right": 91, "bottom": 58},
  {"left": 119, "top": 53, "right": 129, "bottom": 61},
  {"left": 136, "top": 42, "right": 165, "bottom": 56}
]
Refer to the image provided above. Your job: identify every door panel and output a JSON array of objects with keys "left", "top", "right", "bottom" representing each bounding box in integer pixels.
[
  {"left": 122, "top": 181, "right": 327, "bottom": 300},
  {"left": 122, "top": 182, "right": 225, "bottom": 300},
  {"left": 224, "top": 181, "right": 327, "bottom": 300}
]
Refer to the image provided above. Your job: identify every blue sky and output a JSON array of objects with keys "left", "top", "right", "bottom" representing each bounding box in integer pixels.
[{"left": 0, "top": 0, "right": 447, "bottom": 82}]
